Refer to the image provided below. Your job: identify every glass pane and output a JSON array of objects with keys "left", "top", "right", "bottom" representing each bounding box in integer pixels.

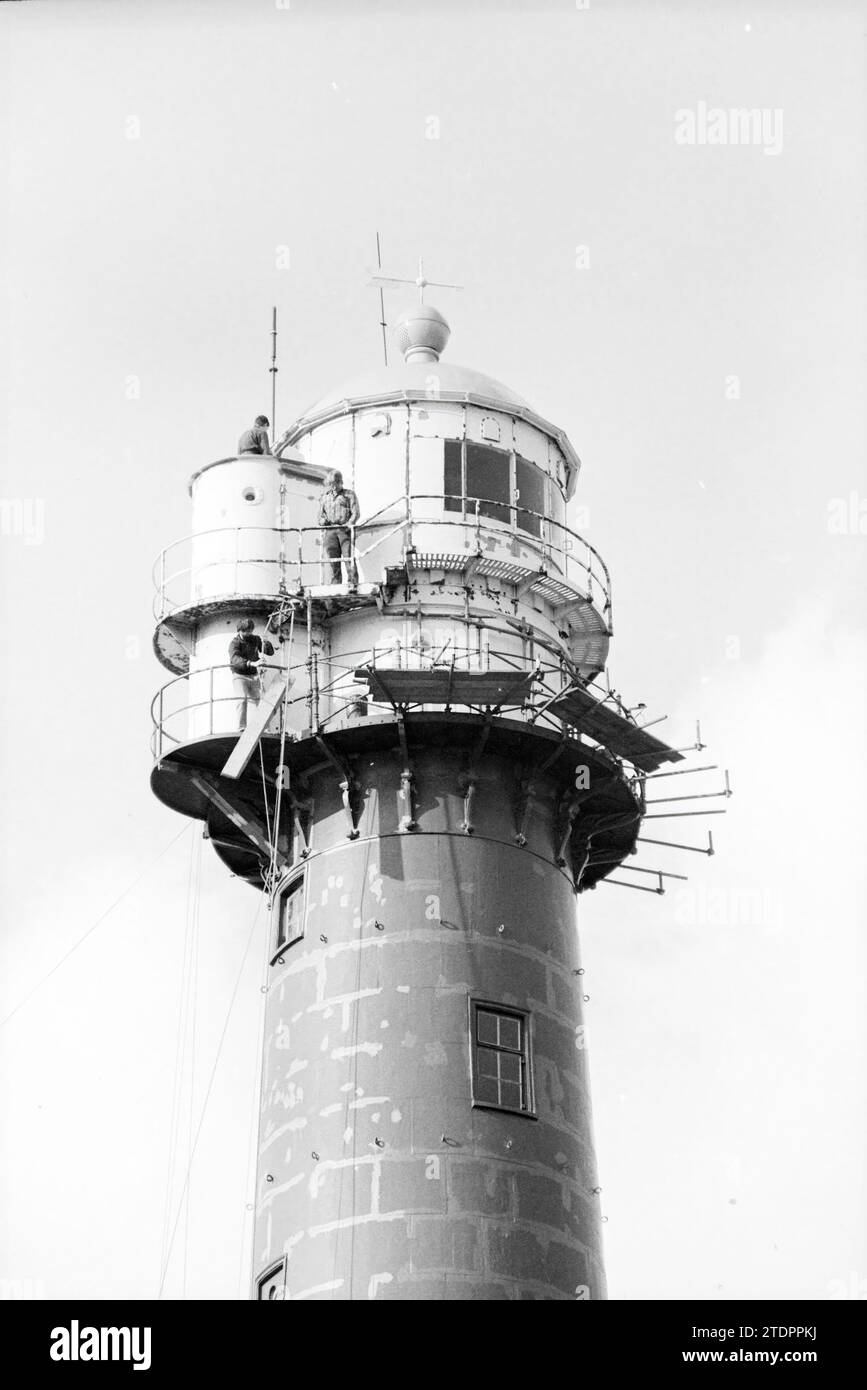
[
  {"left": 476, "top": 1074, "right": 499, "bottom": 1105},
  {"left": 477, "top": 1009, "right": 499, "bottom": 1044},
  {"left": 499, "top": 1052, "right": 521, "bottom": 1084},
  {"left": 280, "top": 881, "right": 303, "bottom": 947},
  {"left": 466, "top": 443, "right": 510, "bottom": 525},
  {"left": 516, "top": 455, "right": 545, "bottom": 538},
  {"left": 499, "top": 1080, "right": 522, "bottom": 1110},
  {"left": 444, "top": 439, "right": 462, "bottom": 513},
  {"left": 478, "top": 1048, "right": 499, "bottom": 1078},
  {"left": 498, "top": 1016, "right": 521, "bottom": 1052}
]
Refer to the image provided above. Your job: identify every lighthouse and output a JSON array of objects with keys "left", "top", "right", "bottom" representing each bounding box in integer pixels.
[{"left": 150, "top": 292, "right": 707, "bottom": 1301}]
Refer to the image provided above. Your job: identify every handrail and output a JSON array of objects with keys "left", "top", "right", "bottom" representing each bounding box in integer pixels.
[
  {"left": 151, "top": 493, "right": 612, "bottom": 626},
  {"left": 149, "top": 647, "right": 587, "bottom": 763}
]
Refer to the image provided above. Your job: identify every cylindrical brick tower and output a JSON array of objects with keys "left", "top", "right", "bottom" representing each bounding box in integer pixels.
[{"left": 150, "top": 301, "right": 685, "bottom": 1300}]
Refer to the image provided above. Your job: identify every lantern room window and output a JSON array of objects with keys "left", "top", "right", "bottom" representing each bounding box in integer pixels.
[{"left": 442, "top": 441, "right": 550, "bottom": 537}]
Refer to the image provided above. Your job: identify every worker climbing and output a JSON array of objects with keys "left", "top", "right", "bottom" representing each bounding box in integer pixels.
[{"left": 228, "top": 618, "right": 274, "bottom": 731}]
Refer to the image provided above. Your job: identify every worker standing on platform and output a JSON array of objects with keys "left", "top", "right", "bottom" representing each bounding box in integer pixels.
[
  {"left": 229, "top": 618, "right": 274, "bottom": 730},
  {"left": 238, "top": 416, "right": 272, "bottom": 455},
  {"left": 318, "top": 469, "right": 360, "bottom": 586}
]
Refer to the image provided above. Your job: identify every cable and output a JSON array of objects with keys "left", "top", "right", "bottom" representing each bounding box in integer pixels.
[
  {"left": 0, "top": 822, "right": 192, "bottom": 1030},
  {"left": 267, "top": 603, "right": 296, "bottom": 903},
  {"left": 158, "top": 893, "right": 264, "bottom": 1298},
  {"left": 160, "top": 831, "right": 198, "bottom": 1272},
  {"left": 237, "top": 892, "right": 273, "bottom": 1300},
  {"left": 182, "top": 833, "right": 202, "bottom": 1298}
]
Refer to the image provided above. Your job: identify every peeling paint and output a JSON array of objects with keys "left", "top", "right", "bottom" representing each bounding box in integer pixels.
[
  {"left": 290, "top": 1279, "right": 344, "bottom": 1300},
  {"left": 331, "top": 1042, "right": 383, "bottom": 1060},
  {"left": 367, "top": 1272, "right": 394, "bottom": 1299},
  {"left": 306, "top": 1210, "right": 408, "bottom": 1239}
]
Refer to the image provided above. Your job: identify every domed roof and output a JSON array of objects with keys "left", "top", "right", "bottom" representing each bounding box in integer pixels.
[
  {"left": 282, "top": 300, "right": 581, "bottom": 499},
  {"left": 297, "top": 358, "right": 531, "bottom": 425}
]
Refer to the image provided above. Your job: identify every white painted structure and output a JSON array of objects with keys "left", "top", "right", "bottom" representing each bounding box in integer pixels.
[{"left": 151, "top": 306, "right": 611, "bottom": 754}]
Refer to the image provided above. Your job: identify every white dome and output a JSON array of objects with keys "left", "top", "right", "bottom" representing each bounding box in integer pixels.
[{"left": 297, "top": 359, "right": 531, "bottom": 424}]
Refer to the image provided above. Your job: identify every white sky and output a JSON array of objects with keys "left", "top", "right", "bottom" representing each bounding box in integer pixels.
[{"left": 1, "top": 0, "right": 865, "bottom": 1301}]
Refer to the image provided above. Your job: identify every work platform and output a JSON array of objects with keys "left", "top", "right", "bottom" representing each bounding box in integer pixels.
[{"left": 150, "top": 712, "right": 644, "bottom": 894}]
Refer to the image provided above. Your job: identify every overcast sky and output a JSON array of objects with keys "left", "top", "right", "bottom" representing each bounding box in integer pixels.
[{"left": 1, "top": 0, "right": 865, "bottom": 1301}]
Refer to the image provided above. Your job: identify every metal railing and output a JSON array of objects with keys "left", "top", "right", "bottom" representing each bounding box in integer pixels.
[
  {"left": 150, "top": 641, "right": 600, "bottom": 763},
  {"left": 151, "top": 661, "right": 297, "bottom": 760},
  {"left": 152, "top": 494, "right": 612, "bottom": 628}
]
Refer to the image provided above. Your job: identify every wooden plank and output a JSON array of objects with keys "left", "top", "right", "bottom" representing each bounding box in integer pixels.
[
  {"left": 190, "top": 771, "right": 286, "bottom": 868},
  {"left": 354, "top": 666, "right": 534, "bottom": 709},
  {"left": 221, "top": 674, "right": 292, "bottom": 780},
  {"left": 547, "top": 686, "right": 683, "bottom": 771}
]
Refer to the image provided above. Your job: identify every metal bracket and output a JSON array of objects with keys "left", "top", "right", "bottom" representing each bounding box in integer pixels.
[
  {"left": 314, "top": 733, "right": 361, "bottom": 839},
  {"left": 396, "top": 714, "right": 417, "bottom": 832},
  {"left": 458, "top": 718, "right": 492, "bottom": 834},
  {"left": 514, "top": 567, "right": 547, "bottom": 601},
  {"left": 462, "top": 552, "right": 483, "bottom": 586},
  {"left": 554, "top": 788, "right": 585, "bottom": 868},
  {"left": 512, "top": 767, "right": 535, "bottom": 846},
  {"left": 276, "top": 764, "right": 313, "bottom": 858}
]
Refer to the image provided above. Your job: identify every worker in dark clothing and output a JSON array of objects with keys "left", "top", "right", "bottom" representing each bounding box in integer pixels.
[
  {"left": 229, "top": 618, "right": 275, "bottom": 730},
  {"left": 318, "top": 469, "right": 360, "bottom": 586},
  {"left": 238, "top": 416, "right": 272, "bottom": 456}
]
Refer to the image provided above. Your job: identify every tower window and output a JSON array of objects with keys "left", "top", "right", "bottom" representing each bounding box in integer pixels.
[
  {"left": 515, "top": 454, "right": 545, "bottom": 538},
  {"left": 272, "top": 872, "right": 305, "bottom": 961},
  {"left": 442, "top": 441, "right": 548, "bottom": 537},
  {"left": 256, "top": 1257, "right": 287, "bottom": 1300},
  {"left": 470, "top": 1000, "right": 534, "bottom": 1116},
  {"left": 466, "top": 442, "right": 511, "bottom": 524}
]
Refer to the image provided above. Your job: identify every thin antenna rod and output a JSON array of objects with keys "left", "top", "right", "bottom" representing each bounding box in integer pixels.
[
  {"left": 638, "top": 831, "right": 715, "bottom": 856},
  {"left": 269, "top": 306, "right": 278, "bottom": 439},
  {"left": 601, "top": 877, "right": 665, "bottom": 895},
  {"left": 644, "top": 789, "right": 731, "bottom": 806},
  {"left": 375, "top": 232, "right": 388, "bottom": 367},
  {"left": 643, "top": 765, "right": 718, "bottom": 780}
]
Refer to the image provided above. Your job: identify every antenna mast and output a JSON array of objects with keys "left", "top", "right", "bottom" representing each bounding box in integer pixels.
[
  {"left": 269, "top": 306, "right": 278, "bottom": 437},
  {"left": 375, "top": 232, "right": 388, "bottom": 366}
]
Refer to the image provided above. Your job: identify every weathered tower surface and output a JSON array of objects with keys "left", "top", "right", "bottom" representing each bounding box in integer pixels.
[{"left": 150, "top": 300, "right": 694, "bottom": 1301}]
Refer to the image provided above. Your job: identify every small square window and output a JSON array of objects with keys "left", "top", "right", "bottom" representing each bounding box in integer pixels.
[
  {"left": 273, "top": 873, "right": 305, "bottom": 961},
  {"left": 470, "top": 1000, "right": 534, "bottom": 1116}
]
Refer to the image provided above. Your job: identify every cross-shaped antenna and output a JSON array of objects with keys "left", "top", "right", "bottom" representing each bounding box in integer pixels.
[{"left": 367, "top": 255, "right": 463, "bottom": 304}]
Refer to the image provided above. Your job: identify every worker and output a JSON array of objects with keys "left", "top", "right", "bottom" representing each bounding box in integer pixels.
[
  {"left": 229, "top": 617, "right": 275, "bottom": 731},
  {"left": 238, "top": 415, "right": 272, "bottom": 456},
  {"left": 318, "top": 469, "right": 360, "bottom": 586}
]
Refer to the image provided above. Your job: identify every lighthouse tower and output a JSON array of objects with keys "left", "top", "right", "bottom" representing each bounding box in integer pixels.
[{"left": 150, "top": 298, "right": 694, "bottom": 1301}]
